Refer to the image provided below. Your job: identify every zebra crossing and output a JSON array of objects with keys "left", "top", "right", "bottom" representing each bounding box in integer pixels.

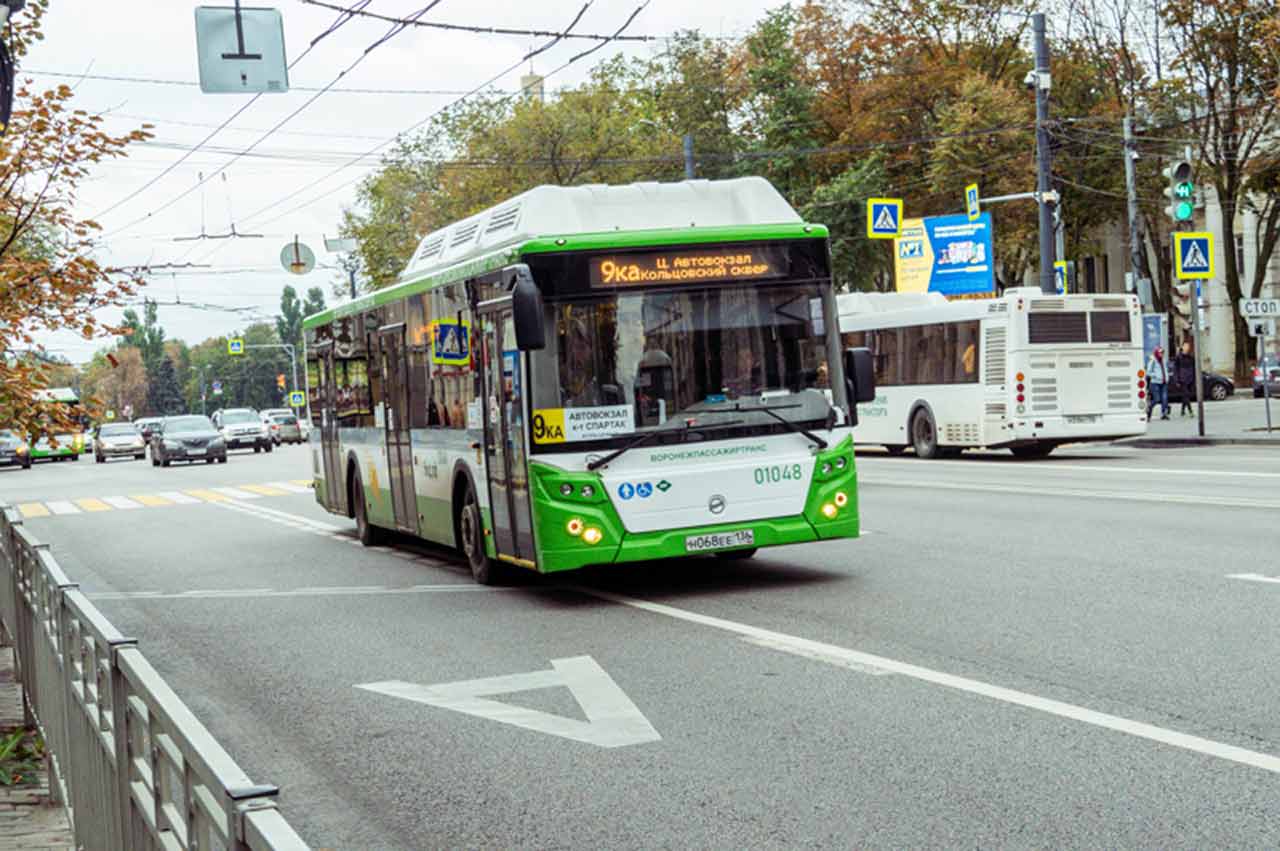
[{"left": 16, "top": 480, "right": 313, "bottom": 519}]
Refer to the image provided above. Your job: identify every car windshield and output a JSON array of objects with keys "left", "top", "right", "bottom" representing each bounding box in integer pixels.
[
  {"left": 528, "top": 283, "right": 835, "bottom": 451},
  {"left": 100, "top": 424, "right": 137, "bottom": 437},
  {"left": 165, "top": 416, "right": 213, "bottom": 434},
  {"left": 271, "top": 415, "right": 297, "bottom": 425},
  {"left": 222, "top": 411, "right": 257, "bottom": 424}
]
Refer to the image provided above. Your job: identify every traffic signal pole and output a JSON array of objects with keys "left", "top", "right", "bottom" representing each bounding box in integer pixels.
[{"left": 1033, "top": 13, "right": 1056, "bottom": 295}]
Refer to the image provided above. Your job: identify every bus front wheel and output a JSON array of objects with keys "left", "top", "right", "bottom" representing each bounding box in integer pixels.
[
  {"left": 352, "top": 471, "right": 384, "bottom": 546},
  {"left": 910, "top": 409, "right": 941, "bottom": 460},
  {"left": 457, "top": 484, "right": 504, "bottom": 585}
]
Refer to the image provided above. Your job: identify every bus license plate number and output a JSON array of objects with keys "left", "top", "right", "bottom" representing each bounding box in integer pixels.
[
  {"left": 1065, "top": 414, "right": 1099, "bottom": 424},
  {"left": 685, "top": 530, "right": 754, "bottom": 552}
]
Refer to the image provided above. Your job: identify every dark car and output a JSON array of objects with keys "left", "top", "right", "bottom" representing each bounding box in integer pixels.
[
  {"left": 1167, "top": 371, "right": 1235, "bottom": 402},
  {"left": 1253, "top": 356, "right": 1280, "bottom": 398},
  {"left": 150, "top": 415, "right": 227, "bottom": 467},
  {"left": 0, "top": 429, "right": 32, "bottom": 470}
]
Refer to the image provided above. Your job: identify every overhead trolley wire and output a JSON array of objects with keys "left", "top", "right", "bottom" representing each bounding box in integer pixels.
[
  {"left": 100, "top": 0, "right": 446, "bottom": 240},
  {"left": 88, "top": 0, "right": 372, "bottom": 224}
]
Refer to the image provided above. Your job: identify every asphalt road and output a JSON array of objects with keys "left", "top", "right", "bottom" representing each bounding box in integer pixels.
[{"left": 3, "top": 440, "right": 1279, "bottom": 848}]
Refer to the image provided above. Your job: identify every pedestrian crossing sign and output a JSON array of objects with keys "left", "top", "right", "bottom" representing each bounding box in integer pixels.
[
  {"left": 288, "top": 390, "right": 305, "bottom": 407},
  {"left": 227, "top": 338, "right": 245, "bottom": 355},
  {"left": 867, "top": 197, "right": 903, "bottom": 239},
  {"left": 1054, "top": 260, "right": 1068, "bottom": 294},
  {"left": 1174, "top": 232, "right": 1214, "bottom": 280},
  {"left": 965, "top": 183, "right": 980, "bottom": 222}
]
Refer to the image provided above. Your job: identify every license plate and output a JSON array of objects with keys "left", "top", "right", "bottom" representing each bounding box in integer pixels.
[
  {"left": 188, "top": 447, "right": 206, "bottom": 455},
  {"left": 685, "top": 529, "right": 754, "bottom": 552},
  {"left": 1065, "top": 414, "right": 1099, "bottom": 424}
]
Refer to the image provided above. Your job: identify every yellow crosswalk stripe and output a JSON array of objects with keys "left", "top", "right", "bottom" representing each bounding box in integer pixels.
[
  {"left": 75, "top": 498, "right": 112, "bottom": 512},
  {"left": 18, "top": 502, "right": 50, "bottom": 518},
  {"left": 239, "top": 484, "right": 286, "bottom": 496},
  {"left": 183, "top": 489, "right": 229, "bottom": 502},
  {"left": 131, "top": 494, "right": 173, "bottom": 507}
]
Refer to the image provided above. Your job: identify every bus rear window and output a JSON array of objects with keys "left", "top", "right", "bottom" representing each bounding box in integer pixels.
[
  {"left": 1028, "top": 312, "right": 1088, "bottom": 344},
  {"left": 1089, "top": 311, "right": 1131, "bottom": 342}
]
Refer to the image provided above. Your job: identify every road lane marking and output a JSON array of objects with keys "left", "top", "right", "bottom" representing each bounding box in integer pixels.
[
  {"left": 157, "top": 491, "right": 201, "bottom": 505},
  {"left": 579, "top": 588, "right": 1280, "bottom": 775},
  {"left": 215, "top": 499, "right": 344, "bottom": 532},
  {"left": 18, "top": 502, "right": 50, "bottom": 518},
  {"left": 46, "top": 501, "right": 81, "bottom": 516},
  {"left": 131, "top": 494, "right": 173, "bottom": 507},
  {"left": 74, "top": 498, "right": 112, "bottom": 512},
  {"left": 860, "top": 477, "right": 1280, "bottom": 510},
  {"left": 856, "top": 458, "right": 1280, "bottom": 479},
  {"left": 1227, "top": 573, "right": 1280, "bottom": 585},
  {"left": 87, "top": 584, "right": 498, "bottom": 600},
  {"left": 268, "top": 481, "right": 313, "bottom": 494},
  {"left": 183, "top": 489, "right": 228, "bottom": 502},
  {"left": 212, "top": 486, "right": 259, "bottom": 500},
  {"left": 239, "top": 484, "right": 287, "bottom": 496},
  {"left": 358, "top": 656, "right": 661, "bottom": 749},
  {"left": 101, "top": 496, "right": 141, "bottom": 510}
]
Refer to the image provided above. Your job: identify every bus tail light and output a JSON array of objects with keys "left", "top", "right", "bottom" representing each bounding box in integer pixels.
[
  {"left": 1016, "top": 394, "right": 1025, "bottom": 403},
  {"left": 1138, "top": 391, "right": 1146, "bottom": 399},
  {"left": 1138, "top": 379, "right": 1145, "bottom": 389},
  {"left": 1137, "top": 369, "right": 1145, "bottom": 378},
  {"left": 1016, "top": 383, "right": 1024, "bottom": 392},
  {"left": 1016, "top": 372, "right": 1025, "bottom": 382}
]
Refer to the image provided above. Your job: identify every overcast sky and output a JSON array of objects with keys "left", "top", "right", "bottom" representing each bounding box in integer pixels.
[{"left": 27, "top": 1, "right": 780, "bottom": 363}]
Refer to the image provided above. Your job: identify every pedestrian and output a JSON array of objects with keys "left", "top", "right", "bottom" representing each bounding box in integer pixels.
[
  {"left": 1145, "top": 346, "right": 1170, "bottom": 420},
  {"left": 1172, "top": 341, "right": 1196, "bottom": 416}
]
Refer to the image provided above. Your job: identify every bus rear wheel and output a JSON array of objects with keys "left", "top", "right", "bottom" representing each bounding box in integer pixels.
[
  {"left": 910, "top": 409, "right": 941, "bottom": 459},
  {"left": 457, "top": 484, "right": 503, "bottom": 585}
]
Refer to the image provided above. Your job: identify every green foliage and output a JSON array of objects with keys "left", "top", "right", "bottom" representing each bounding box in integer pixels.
[
  {"left": 118, "top": 301, "right": 165, "bottom": 374},
  {"left": 146, "top": 357, "right": 185, "bottom": 416},
  {"left": 802, "top": 155, "right": 890, "bottom": 291},
  {"left": 0, "top": 729, "right": 43, "bottom": 787},
  {"left": 186, "top": 324, "right": 290, "bottom": 413}
]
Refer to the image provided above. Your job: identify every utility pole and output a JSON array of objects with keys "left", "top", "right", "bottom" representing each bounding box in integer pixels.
[
  {"left": 1033, "top": 13, "right": 1056, "bottom": 294},
  {"left": 683, "top": 132, "right": 695, "bottom": 180},
  {"left": 1185, "top": 143, "right": 1206, "bottom": 436},
  {"left": 1123, "top": 116, "right": 1148, "bottom": 308}
]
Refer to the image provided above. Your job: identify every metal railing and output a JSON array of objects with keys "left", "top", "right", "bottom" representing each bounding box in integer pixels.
[{"left": 0, "top": 504, "right": 310, "bottom": 851}]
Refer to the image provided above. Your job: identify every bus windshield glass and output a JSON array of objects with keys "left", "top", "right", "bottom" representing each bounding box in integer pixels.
[{"left": 529, "top": 282, "right": 835, "bottom": 451}]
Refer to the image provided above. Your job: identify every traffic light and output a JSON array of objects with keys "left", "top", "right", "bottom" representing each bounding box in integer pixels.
[
  {"left": 276, "top": 373, "right": 286, "bottom": 391},
  {"left": 1171, "top": 280, "right": 1192, "bottom": 330},
  {"left": 1163, "top": 159, "right": 1195, "bottom": 223}
]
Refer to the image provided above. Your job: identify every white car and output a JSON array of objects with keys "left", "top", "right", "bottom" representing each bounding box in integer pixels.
[{"left": 211, "top": 408, "right": 272, "bottom": 453}]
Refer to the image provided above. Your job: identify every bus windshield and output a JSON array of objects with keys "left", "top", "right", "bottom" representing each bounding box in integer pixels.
[{"left": 528, "top": 282, "right": 836, "bottom": 451}]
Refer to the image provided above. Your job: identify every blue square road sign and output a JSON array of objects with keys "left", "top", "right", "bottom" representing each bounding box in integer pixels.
[
  {"left": 1174, "top": 232, "right": 1214, "bottom": 280},
  {"left": 867, "top": 197, "right": 903, "bottom": 239}
]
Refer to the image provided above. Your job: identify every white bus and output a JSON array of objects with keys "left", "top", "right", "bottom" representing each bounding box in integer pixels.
[
  {"left": 303, "top": 178, "right": 876, "bottom": 583},
  {"left": 836, "top": 288, "right": 1147, "bottom": 458}
]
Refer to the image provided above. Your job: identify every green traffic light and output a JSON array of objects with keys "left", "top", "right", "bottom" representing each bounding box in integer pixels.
[
  {"left": 1174, "top": 182, "right": 1194, "bottom": 199},
  {"left": 1175, "top": 200, "right": 1195, "bottom": 221}
]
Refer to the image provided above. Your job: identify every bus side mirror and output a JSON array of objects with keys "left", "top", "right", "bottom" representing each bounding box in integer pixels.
[
  {"left": 509, "top": 264, "right": 546, "bottom": 351},
  {"left": 844, "top": 347, "right": 876, "bottom": 404}
]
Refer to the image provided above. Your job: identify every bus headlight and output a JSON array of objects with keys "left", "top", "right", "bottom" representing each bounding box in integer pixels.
[
  {"left": 834, "top": 456, "right": 847, "bottom": 470},
  {"left": 560, "top": 483, "right": 574, "bottom": 497},
  {"left": 582, "top": 527, "right": 603, "bottom": 545},
  {"left": 580, "top": 484, "right": 595, "bottom": 498},
  {"left": 566, "top": 518, "right": 584, "bottom": 536},
  {"left": 834, "top": 491, "right": 848, "bottom": 508},
  {"left": 821, "top": 502, "right": 838, "bottom": 519},
  {"left": 821, "top": 461, "right": 833, "bottom": 475}
]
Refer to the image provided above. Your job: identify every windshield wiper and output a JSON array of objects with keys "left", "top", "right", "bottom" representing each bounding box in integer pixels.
[
  {"left": 586, "top": 418, "right": 745, "bottom": 471},
  {"left": 732, "top": 402, "right": 828, "bottom": 450}
]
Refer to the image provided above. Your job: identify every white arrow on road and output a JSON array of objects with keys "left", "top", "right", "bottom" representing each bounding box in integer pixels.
[{"left": 357, "top": 656, "right": 661, "bottom": 748}]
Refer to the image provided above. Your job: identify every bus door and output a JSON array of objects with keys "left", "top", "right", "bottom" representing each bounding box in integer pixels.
[
  {"left": 477, "top": 301, "right": 536, "bottom": 567},
  {"left": 317, "top": 343, "right": 345, "bottom": 514},
  {"left": 377, "top": 324, "right": 418, "bottom": 533}
]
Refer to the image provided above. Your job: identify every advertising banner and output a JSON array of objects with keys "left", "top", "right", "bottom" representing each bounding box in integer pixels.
[{"left": 894, "top": 212, "right": 996, "bottom": 297}]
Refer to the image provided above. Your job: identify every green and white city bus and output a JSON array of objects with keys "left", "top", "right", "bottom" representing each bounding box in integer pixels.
[
  {"left": 302, "top": 177, "right": 875, "bottom": 583},
  {"left": 29, "top": 387, "right": 86, "bottom": 462}
]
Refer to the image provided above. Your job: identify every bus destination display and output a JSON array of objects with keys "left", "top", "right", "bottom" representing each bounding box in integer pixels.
[{"left": 589, "top": 246, "right": 786, "bottom": 287}]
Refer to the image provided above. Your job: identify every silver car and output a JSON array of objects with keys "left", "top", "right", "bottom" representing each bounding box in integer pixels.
[
  {"left": 265, "top": 412, "right": 303, "bottom": 445},
  {"left": 94, "top": 422, "right": 146, "bottom": 462}
]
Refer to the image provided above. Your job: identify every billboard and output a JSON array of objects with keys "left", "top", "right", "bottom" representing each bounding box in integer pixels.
[{"left": 894, "top": 212, "right": 996, "bottom": 297}]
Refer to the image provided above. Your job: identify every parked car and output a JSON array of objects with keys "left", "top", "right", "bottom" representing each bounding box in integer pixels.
[
  {"left": 135, "top": 416, "right": 164, "bottom": 442},
  {"left": 297, "top": 418, "right": 312, "bottom": 441},
  {"left": 1253, "top": 356, "right": 1280, "bottom": 398},
  {"left": 94, "top": 422, "right": 146, "bottom": 463},
  {"left": 262, "top": 411, "right": 303, "bottom": 445},
  {"left": 1167, "top": 371, "right": 1235, "bottom": 402},
  {"left": 0, "top": 430, "right": 32, "bottom": 470},
  {"left": 150, "top": 415, "right": 227, "bottom": 467},
  {"left": 211, "top": 408, "right": 272, "bottom": 453}
]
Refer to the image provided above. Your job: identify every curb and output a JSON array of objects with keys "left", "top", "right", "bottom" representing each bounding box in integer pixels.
[{"left": 1114, "top": 436, "right": 1280, "bottom": 448}]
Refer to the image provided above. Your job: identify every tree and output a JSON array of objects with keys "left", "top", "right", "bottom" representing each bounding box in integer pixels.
[
  {"left": 80, "top": 348, "right": 147, "bottom": 421},
  {"left": 146, "top": 357, "right": 185, "bottom": 416},
  {"left": 276, "top": 285, "right": 306, "bottom": 354},
  {"left": 801, "top": 155, "right": 891, "bottom": 291},
  {"left": 303, "top": 287, "right": 327, "bottom": 317},
  {"left": 118, "top": 300, "right": 166, "bottom": 373},
  {"left": 0, "top": 1, "right": 149, "bottom": 436}
]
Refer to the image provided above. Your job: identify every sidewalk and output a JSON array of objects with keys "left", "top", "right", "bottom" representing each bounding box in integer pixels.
[
  {"left": 1117, "top": 395, "right": 1280, "bottom": 447},
  {"left": 0, "top": 645, "right": 73, "bottom": 851}
]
